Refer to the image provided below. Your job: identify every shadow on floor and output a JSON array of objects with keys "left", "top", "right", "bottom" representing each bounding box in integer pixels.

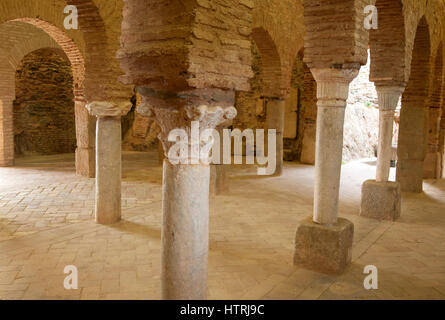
[{"left": 109, "top": 220, "right": 162, "bottom": 239}]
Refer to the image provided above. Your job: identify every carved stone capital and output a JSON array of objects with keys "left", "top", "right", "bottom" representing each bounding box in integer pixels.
[
  {"left": 376, "top": 86, "right": 405, "bottom": 111},
  {"left": 155, "top": 104, "right": 237, "bottom": 138},
  {"left": 136, "top": 101, "right": 154, "bottom": 118},
  {"left": 310, "top": 68, "right": 359, "bottom": 108},
  {"left": 86, "top": 101, "right": 132, "bottom": 117},
  {"left": 150, "top": 104, "right": 237, "bottom": 163}
]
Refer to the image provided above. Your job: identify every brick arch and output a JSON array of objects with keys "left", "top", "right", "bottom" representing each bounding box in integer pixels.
[
  {"left": 0, "top": 21, "right": 84, "bottom": 102},
  {"left": 10, "top": 18, "right": 85, "bottom": 100},
  {"left": 369, "top": 0, "right": 406, "bottom": 86},
  {"left": 0, "top": 20, "right": 93, "bottom": 175},
  {"left": 251, "top": 27, "right": 283, "bottom": 98},
  {"left": 441, "top": 70, "right": 445, "bottom": 178},
  {"left": 0, "top": 0, "right": 128, "bottom": 102},
  {"left": 429, "top": 43, "right": 443, "bottom": 111},
  {"left": 401, "top": 17, "right": 431, "bottom": 109},
  {"left": 0, "top": 22, "right": 67, "bottom": 166},
  {"left": 397, "top": 16, "right": 432, "bottom": 192},
  {"left": 429, "top": 42, "right": 444, "bottom": 177},
  {"left": 423, "top": 42, "right": 443, "bottom": 178}
]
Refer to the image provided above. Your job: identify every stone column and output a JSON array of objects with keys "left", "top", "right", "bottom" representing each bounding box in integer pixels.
[
  {"left": 86, "top": 101, "right": 131, "bottom": 225},
  {"left": 397, "top": 105, "right": 428, "bottom": 193},
  {"left": 210, "top": 125, "right": 231, "bottom": 196},
  {"left": 300, "top": 119, "right": 316, "bottom": 165},
  {"left": 153, "top": 104, "right": 236, "bottom": 300},
  {"left": 375, "top": 87, "right": 403, "bottom": 182},
  {"left": 158, "top": 141, "right": 165, "bottom": 165},
  {"left": 75, "top": 99, "right": 96, "bottom": 177},
  {"left": 162, "top": 161, "right": 209, "bottom": 299},
  {"left": 440, "top": 120, "right": 445, "bottom": 178},
  {"left": 300, "top": 65, "right": 318, "bottom": 165},
  {"left": 0, "top": 98, "right": 14, "bottom": 167},
  {"left": 423, "top": 107, "right": 442, "bottom": 179},
  {"left": 294, "top": 68, "right": 357, "bottom": 274},
  {"left": 266, "top": 99, "right": 285, "bottom": 176},
  {"left": 361, "top": 86, "right": 403, "bottom": 221}
]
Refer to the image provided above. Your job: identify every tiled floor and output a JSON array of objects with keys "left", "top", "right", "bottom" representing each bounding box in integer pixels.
[{"left": 0, "top": 152, "right": 444, "bottom": 299}]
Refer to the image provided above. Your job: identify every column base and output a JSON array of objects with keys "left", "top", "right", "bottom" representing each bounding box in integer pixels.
[
  {"left": 360, "top": 180, "right": 401, "bottom": 221},
  {"left": 293, "top": 217, "right": 354, "bottom": 274}
]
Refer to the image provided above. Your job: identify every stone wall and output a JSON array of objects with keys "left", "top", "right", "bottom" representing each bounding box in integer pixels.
[
  {"left": 14, "top": 48, "right": 75, "bottom": 156},
  {"left": 233, "top": 42, "right": 265, "bottom": 131}
]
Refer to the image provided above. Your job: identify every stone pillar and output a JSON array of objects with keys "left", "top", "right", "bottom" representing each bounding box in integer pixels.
[
  {"left": 311, "top": 69, "right": 357, "bottom": 225},
  {"left": 210, "top": 125, "right": 231, "bottom": 196},
  {"left": 158, "top": 141, "right": 165, "bottom": 165},
  {"left": 86, "top": 101, "right": 131, "bottom": 225},
  {"left": 375, "top": 87, "right": 403, "bottom": 182},
  {"left": 162, "top": 161, "right": 209, "bottom": 299},
  {"left": 440, "top": 120, "right": 445, "bottom": 178},
  {"left": 300, "top": 119, "right": 316, "bottom": 165},
  {"left": 423, "top": 107, "right": 442, "bottom": 179},
  {"left": 75, "top": 100, "right": 96, "bottom": 177},
  {"left": 397, "top": 105, "right": 428, "bottom": 193},
  {"left": 266, "top": 99, "right": 285, "bottom": 176},
  {"left": 210, "top": 164, "right": 229, "bottom": 196},
  {"left": 294, "top": 68, "right": 357, "bottom": 274},
  {"left": 361, "top": 87, "right": 403, "bottom": 221},
  {"left": 153, "top": 104, "right": 236, "bottom": 300},
  {"left": 0, "top": 98, "right": 14, "bottom": 167},
  {"left": 300, "top": 65, "right": 318, "bottom": 165}
]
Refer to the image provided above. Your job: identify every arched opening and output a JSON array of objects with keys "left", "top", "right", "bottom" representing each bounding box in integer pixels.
[
  {"left": 14, "top": 48, "right": 76, "bottom": 158},
  {"left": 233, "top": 27, "right": 284, "bottom": 173},
  {"left": 397, "top": 17, "right": 431, "bottom": 192},
  {"left": 234, "top": 28, "right": 284, "bottom": 166},
  {"left": 344, "top": 50, "right": 381, "bottom": 164},
  {"left": 0, "top": 20, "right": 93, "bottom": 176},
  {"left": 284, "top": 50, "right": 318, "bottom": 164},
  {"left": 424, "top": 43, "right": 443, "bottom": 179},
  {"left": 250, "top": 27, "right": 282, "bottom": 99},
  {"left": 0, "top": 0, "right": 123, "bottom": 177}
]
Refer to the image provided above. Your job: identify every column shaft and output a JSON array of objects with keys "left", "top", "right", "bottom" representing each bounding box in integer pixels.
[
  {"left": 0, "top": 98, "right": 14, "bottom": 167},
  {"left": 397, "top": 105, "right": 428, "bottom": 192},
  {"left": 75, "top": 100, "right": 96, "bottom": 177},
  {"left": 312, "top": 69, "right": 358, "bottom": 226},
  {"left": 266, "top": 99, "right": 285, "bottom": 176},
  {"left": 423, "top": 107, "right": 442, "bottom": 179},
  {"left": 440, "top": 125, "right": 445, "bottom": 178},
  {"left": 210, "top": 126, "right": 230, "bottom": 195},
  {"left": 162, "top": 161, "right": 209, "bottom": 300},
  {"left": 376, "top": 110, "right": 395, "bottom": 181},
  {"left": 95, "top": 116, "right": 122, "bottom": 224},
  {"left": 375, "top": 87, "right": 403, "bottom": 182},
  {"left": 314, "top": 106, "right": 345, "bottom": 225}
]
